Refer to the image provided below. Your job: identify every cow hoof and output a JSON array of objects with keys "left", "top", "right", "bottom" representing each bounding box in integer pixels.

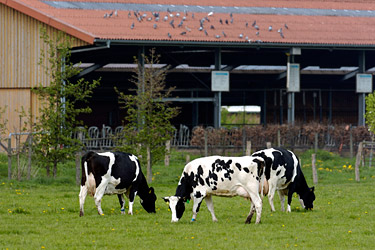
[
  {"left": 191, "top": 218, "right": 196, "bottom": 222},
  {"left": 80, "top": 211, "right": 84, "bottom": 217},
  {"left": 128, "top": 211, "right": 133, "bottom": 215}
]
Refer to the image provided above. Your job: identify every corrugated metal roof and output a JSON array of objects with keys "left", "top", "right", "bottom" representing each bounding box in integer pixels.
[{"left": 3, "top": 0, "right": 375, "bottom": 46}]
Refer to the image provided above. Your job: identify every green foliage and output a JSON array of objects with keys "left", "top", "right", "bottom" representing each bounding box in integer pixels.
[
  {"left": 365, "top": 91, "right": 375, "bottom": 132},
  {"left": 32, "top": 28, "right": 100, "bottom": 177},
  {"left": 115, "top": 49, "right": 179, "bottom": 177}
]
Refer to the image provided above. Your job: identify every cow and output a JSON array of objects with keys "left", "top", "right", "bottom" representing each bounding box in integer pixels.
[
  {"left": 163, "top": 155, "right": 266, "bottom": 224},
  {"left": 79, "top": 151, "right": 157, "bottom": 216},
  {"left": 252, "top": 147, "right": 315, "bottom": 212}
]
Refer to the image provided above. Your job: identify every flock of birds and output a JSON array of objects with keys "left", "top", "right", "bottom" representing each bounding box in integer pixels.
[{"left": 103, "top": 9, "right": 289, "bottom": 41}]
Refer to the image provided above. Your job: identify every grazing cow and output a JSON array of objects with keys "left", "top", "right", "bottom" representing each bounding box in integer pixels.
[
  {"left": 252, "top": 147, "right": 315, "bottom": 212},
  {"left": 163, "top": 156, "right": 265, "bottom": 224},
  {"left": 79, "top": 151, "right": 156, "bottom": 216}
]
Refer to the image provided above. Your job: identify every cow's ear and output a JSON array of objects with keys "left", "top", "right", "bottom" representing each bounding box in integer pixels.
[
  {"left": 163, "top": 197, "right": 170, "bottom": 203},
  {"left": 311, "top": 186, "right": 315, "bottom": 192},
  {"left": 149, "top": 187, "right": 154, "bottom": 194}
]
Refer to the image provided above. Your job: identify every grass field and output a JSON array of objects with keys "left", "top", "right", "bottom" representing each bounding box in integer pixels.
[{"left": 0, "top": 150, "right": 374, "bottom": 249}]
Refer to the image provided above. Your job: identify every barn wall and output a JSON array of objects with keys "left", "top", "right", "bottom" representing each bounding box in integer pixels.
[{"left": 0, "top": 3, "right": 88, "bottom": 137}]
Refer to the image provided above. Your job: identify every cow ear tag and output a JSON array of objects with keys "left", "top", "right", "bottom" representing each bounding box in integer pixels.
[{"left": 186, "top": 199, "right": 190, "bottom": 204}]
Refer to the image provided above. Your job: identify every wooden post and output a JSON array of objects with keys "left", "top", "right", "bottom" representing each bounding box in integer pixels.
[
  {"left": 311, "top": 153, "right": 318, "bottom": 184},
  {"left": 355, "top": 142, "right": 363, "bottom": 182},
  {"left": 266, "top": 142, "right": 272, "bottom": 149},
  {"left": 204, "top": 130, "right": 208, "bottom": 157},
  {"left": 349, "top": 130, "right": 353, "bottom": 158},
  {"left": 277, "top": 129, "right": 281, "bottom": 147},
  {"left": 314, "top": 133, "right": 318, "bottom": 153},
  {"left": 164, "top": 140, "right": 171, "bottom": 166},
  {"left": 7, "top": 138, "right": 11, "bottom": 180},
  {"left": 246, "top": 141, "right": 252, "bottom": 156},
  {"left": 242, "top": 128, "right": 246, "bottom": 155},
  {"left": 186, "top": 154, "right": 190, "bottom": 164},
  {"left": 27, "top": 135, "right": 32, "bottom": 180}
]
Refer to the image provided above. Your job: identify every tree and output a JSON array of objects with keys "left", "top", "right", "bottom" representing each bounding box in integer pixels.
[
  {"left": 115, "top": 48, "right": 179, "bottom": 182},
  {"left": 366, "top": 92, "right": 375, "bottom": 133},
  {"left": 32, "top": 28, "right": 100, "bottom": 177}
]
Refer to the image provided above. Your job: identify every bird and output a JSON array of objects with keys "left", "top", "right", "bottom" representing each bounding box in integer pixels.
[
  {"left": 230, "top": 12, "right": 233, "bottom": 18},
  {"left": 192, "top": 13, "right": 195, "bottom": 19},
  {"left": 155, "top": 17, "right": 160, "bottom": 22},
  {"left": 170, "top": 19, "right": 175, "bottom": 28},
  {"left": 269, "top": 26, "right": 272, "bottom": 31},
  {"left": 114, "top": 10, "right": 118, "bottom": 17},
  {"left": 204, "top": 29, "right": 208, "bottom": 36},
  {"left": 176, "top": 12, "right": 180, "bottom": 17},
  {"left": 219, "top": 18, "right": 223, "bottom": 25},
  {"left": 254, "top": 24, "right": 259, "bottom": 30},
  {"left": 208, "top": 12, "right": 214, "bottom": 16},
  {"left": 163, "top": 15, "right": 168, "bottom": 21},
  {"left": 252, "top": 20, "right": 256, "bottom": 27},
  {"left": 153, "top": 24, "right": 157, "bottom": 29},
  {"left": 225, "top": 19, "right": 229, "bottom": 25},
  {"left": 182, "top": 16, "right": 186, "bottom": 21},
  {"left": 199, "top": 26, "right": 203, "bottom": 31},
  {"left": 280, "top": 31, "right": 284, "bottom": 38},
  {"left": 178, "top": 20, "right": 184, "bottom": 28},
  {"left": 147, "top": 17, "right": 152, "bottom": 21},
  {"left": 168, "top": 33, "right": 172, "bottom": 39},
  {"left": 246, "top": 22, "right": 248, "bottom": 28},
  {"left": 239, "top": 33, "right": 243, "bottom": 38},
  {"left": 128, "top": 12, "right": 131, "bottom": 18},
  {"left": 108, "top": 11, "right": 113, "bottom": 17},
  {"left": 256, "top": 31, "right": 259, "bottom": 36},
  {"left": 103, "top": 13, "right": 108, "bottom": 18},
  {"left": 180, "top": 31, "right": 186, "bottom": 35},
  {"left": 185, "top": 26, "right": 192, "bottom": 32},
  {"left": 284, "top": 23, "right": 289, "bottom": 29},
  {"left": 131, "top": 22, "right": 134, "bottom": 29},
  {"left": 210, "top": 25, "right": 215, "bottom": 30},
  {"left": 222, "top": 31, "right": 227, "bottom": 37},
  {"left": 215, "top": 35, "right": 221, "bottom": 39},
  {"left": 230, "top": 18, "right": 234, "bottom": 24}
]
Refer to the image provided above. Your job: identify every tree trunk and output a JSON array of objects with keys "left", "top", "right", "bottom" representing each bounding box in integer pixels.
[
  {"left": 53, "top": 159, "right": 58, "bottom": 178},
  {"left": 46, "top": 164, "right": 50, "bottom": 177}
]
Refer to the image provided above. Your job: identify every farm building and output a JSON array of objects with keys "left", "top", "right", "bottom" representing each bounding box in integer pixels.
[{"left": 2, "top": 0, "right": 375, "bottom": 136}]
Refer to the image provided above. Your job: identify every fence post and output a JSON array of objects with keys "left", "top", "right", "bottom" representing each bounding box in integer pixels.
[
  {"left": 7, "top": 138, "right": 11, "bottom": 180},
  {"left": 147, "top": 146, "right": 152, "bottom": 183},
  {"left": 355, "top": 142, "right": 363, "bottom": 182},
  {"left": 75, "top": 151, "right": 81, "bottom": 186},
  {"left": 164, "top": 140, "right": 171, "bottom": 166},
  {"left": 27, "top": 135, "right": 32, "bottom": 180},
  {"left": 246, "top": 141, "right": 252, "bottom": 156},
  {"left": 266, "top": 142, "right": 272, "bottom": 149},
  {"left": 314, "top": 133, "right": 318, "bottom": 153},
  {"left": 349, "top": 129, "right": 353, "bottom": 158},
  {"left": 311, "top": 153, "right": 318, "bottom": 184},
  {"left": 186, "top": 154, "right": 190, "bottom": 164},
  {"left": 204, "top": 130, "right": 208, "bottom": 157},
  {"left": 277, "top": 129, "right": 281, "bottom": 147}
]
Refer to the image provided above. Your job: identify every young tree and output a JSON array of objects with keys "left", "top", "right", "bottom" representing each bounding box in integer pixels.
[
  {"left": 366, "top": 92, "right": 375, "bottom": 133},
  {"left": 33, "top": 28, "right": 100, "bottom": 177},
  {"left": 115, "top": 48, "right": 179, "bottom": 182}
]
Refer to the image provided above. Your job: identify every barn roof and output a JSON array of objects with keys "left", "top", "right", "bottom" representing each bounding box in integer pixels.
[{"left": 3, "top": 0, "right": 375, "bottom": 47}]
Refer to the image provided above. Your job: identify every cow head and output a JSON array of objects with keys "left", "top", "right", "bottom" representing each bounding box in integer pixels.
[
  {"left": 140, "top": 187, "right": 157, "bottom": 213},
  {"left": 163, "top": 196, "right": 186, "bottom": 222},
  {"left": 302, "top": 187, "right": 316, "bottom": 210}
]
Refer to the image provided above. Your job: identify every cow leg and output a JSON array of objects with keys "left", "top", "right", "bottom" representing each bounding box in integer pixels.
[
  {"left": 127, "top": 191, "right": 138, "bottom": 215},
  {"left": 245, "top": 202, "right": 255, "bottom": 224},
  {"left": 287, "top": 187, "right": 295, "bottom": 213},
  {"left": 191, "top": 197, "right": 204, "bottom": 222},
  {"left": 267, "top": 181, "right": 277, "bottom": 212},
  {"left": 278, "top": 189, "right": 287, "bottom": 212},
  {"left": 117, "top": 194, "right": 126, "bottom": 214},
  {"left": 205, "top": 195, "right": 218, "bottom": 222},
  {"left": 93, "top": 183, "right": 108, "bottom": 215},
  {"left": 246, "top": 189, "right": 262, "bottom": 224},
  {"left": 79, "top": 185, "right": 88, "bottom": 217}
]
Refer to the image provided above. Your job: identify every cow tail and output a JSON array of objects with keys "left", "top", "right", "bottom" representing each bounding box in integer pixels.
[{"left": 84, "top": 161, "right": 96, "bottom": 196}]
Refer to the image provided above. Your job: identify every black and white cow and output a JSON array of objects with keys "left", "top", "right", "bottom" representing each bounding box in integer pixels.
[
  {"left": 252, "top": 147, "right": 315, "bottom": 212},
  {"left": 79, "top": 151, "right": 156, "bottom": 216},
  {"left": 163, "top": 156, "right": 265, "bottom": 224}
]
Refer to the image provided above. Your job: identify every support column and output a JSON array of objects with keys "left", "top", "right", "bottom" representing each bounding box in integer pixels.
[
  {"left": 213, "top": 48, "right": 222, "bottom": 128},
  {"left": 358, "top": 51, "right": 366, "bottom": 126}
]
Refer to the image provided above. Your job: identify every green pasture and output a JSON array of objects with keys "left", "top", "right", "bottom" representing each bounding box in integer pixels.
[{"left": 0, "top": 150, "right": 374, "bottom": 249}]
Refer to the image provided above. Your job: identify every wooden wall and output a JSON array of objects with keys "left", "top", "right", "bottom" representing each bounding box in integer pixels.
[{"left": 0, "top": 3, "right": 88, "bottom": 137}]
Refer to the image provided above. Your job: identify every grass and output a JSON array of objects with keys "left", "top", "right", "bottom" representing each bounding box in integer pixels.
[{"left": 0, "top": 149, "right": 375, "bottom": 249}]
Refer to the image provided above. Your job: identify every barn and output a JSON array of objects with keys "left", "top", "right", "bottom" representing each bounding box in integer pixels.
[{"left": 2, "top": 0, "right": 375, "bottom": 136}]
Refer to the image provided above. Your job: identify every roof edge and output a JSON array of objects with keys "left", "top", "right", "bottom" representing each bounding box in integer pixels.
[{"left": 0, "top": 0, "right": 95, "bottom": 44}]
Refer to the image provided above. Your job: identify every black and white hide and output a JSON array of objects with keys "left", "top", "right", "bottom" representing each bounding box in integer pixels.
[
  {"left": 163, "top": 156, "right": 266, "bottom": 224},
  {"left": 252, "top": 147, "right": 315, "bottom": 212},
  {"left": 79, "top": 151, "right": 156, "bottom": 216}
]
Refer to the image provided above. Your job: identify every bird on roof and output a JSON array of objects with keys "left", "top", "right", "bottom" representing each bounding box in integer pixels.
[
  {"left": 128, "top": 11, "right": 131, "bottom": 18},
  {"left": 239, "top": 33, "right": 243, "bottom": 38},
  {"left": 199, "top": 26, "right": 203, "bottom": 31},
  {"left": 230, "top": 18, "right": 234, "bottom": 24},
  {"left": 134, "top": 11, "right": 138, "bottom": 18},
  {"left": 147, "top": 17, "right": 152, "bottom": 21},
  {"left": 180, "top": 31, "right": 186, "bottom": 35},
  {"left": 219, "top": 18, "right": 223, "bottom": 25},
  {"left": 155, "top": 17, "right": 160, "bottom": 22},
  {"left": 204, "top": 29, "right": 208, "bottom": 36},
  {"left": 222, "top": 31, "right": 227, "bottom": 37},
  {"left": 108, "top": 11, "right": 113, "bottom": 18},
  {"left": 182, "top": 16, "right": 187, "bottom": 21},
  {"left": 280, "top": 32, "right": 284, "bottom": 38},
  {"left": 167, "top": 8, "right": 171, "bottom": 13},
  {"left": 208, "top": 12, "right": 214, "bottom": 16},
  {"left": 256, "top": 31, "right": 259, "bottom": 36},
  {"left": 254, "top": 25, "right": 259, "bottom": 30},
  {"left": 163, "top": 15, "right": 168, "bottom": 21},
  {"left": 170, "top": 20, "right": 175, "bottom": 28},
  {"left": 246, "top": 22, "right": 248, "bottom": 28},
  {"left": 252, "top": 20, "right": 256, "bottom": 27},
  {"left": 205, "top": 17, "right": 210, "bottom": 22},
  {"left": 176, "top": 12, "right": 180, "bottom": 17},
  {"left": 284, "top": 23, "right": 289, "bottom": 29},
  {"left": 114, "top": 10, "right": 118, "bottom": 17},
  {"left": 230, "top": 13, "right": 233, "bottom": 18},
  {"left": 184, "top": 10, "right": 188, "bottom": 16},
  {"left": 131, "top": 22, "right": 134, "bottom": 29},
  {"left": 104, "top": 13, "right": 108, "bottom": 18},
  {"left": 269, "top": 26, "right": 272, "bottom": 31},
  {"left": 192, "top": 13, "right": 195, "bottom": 19},
  {"left": 168, "top": 33, "right": 172, "bottom": 39},
  {"left": 215, "top": 35, "right": 221, "bottom": 39},
  {"left": 178, "top": 20, "right": 184, "bottom": 28},
  {"left": 186, "top": 26, "right": 191, "bottom": 32},
  {"left": 210, "top": 25, "right": 215, "bottom": 30},
  {"left": 225, "top": 19, "right": 229, "bottom": 25},
  {"left": 153, "top": 24, "right": 157, "bottom": 29}
]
